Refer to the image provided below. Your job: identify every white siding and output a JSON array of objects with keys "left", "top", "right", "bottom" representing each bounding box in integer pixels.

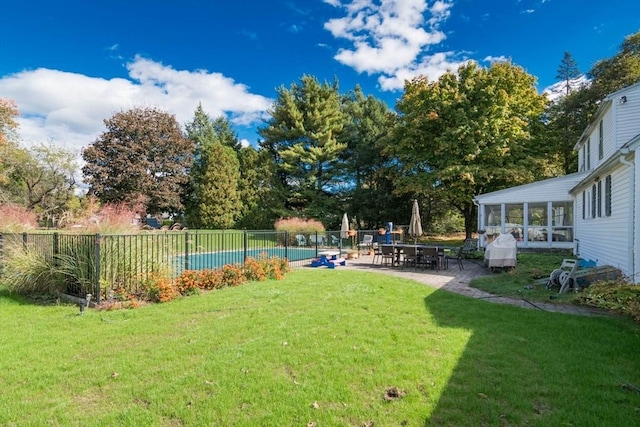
[
  {"left": 575, "top": 163, "right": 632, "bottom": 275},
  {"left": 601, "top": 113, "right": 616, "bottom": 164},
  {"left": 613, "top": 84, "right": 640, "bottom": 148}
]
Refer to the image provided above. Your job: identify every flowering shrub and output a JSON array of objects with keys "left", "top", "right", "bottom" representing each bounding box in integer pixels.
[
  {"left": 259, "top": 255, "right": 289, "bottom": 280},
  {"left": 221, "top": 264, "right": 246, "bottom": 287},
  {"left": 244, "top": 257, "right": 267, "bottom": 282},
  {"left": 174, "top": 269, "right": 224, "bottom": 294},
  {"left": 98, "top": 255, "right": 290, "bottom": 310},
  {"left": 139, "top": 272, "right": 179, "bottom": 303},
  {"left": 174, "top": 270, "right": 204, "bottom": 295}
]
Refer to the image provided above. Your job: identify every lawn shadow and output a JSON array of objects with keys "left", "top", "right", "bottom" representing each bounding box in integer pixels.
[
  {"left": 0, "top": 287, "right": 62, "bottom": 306},
  {"left": 421, "top": 287, "right": 640, "bottom": 426}
]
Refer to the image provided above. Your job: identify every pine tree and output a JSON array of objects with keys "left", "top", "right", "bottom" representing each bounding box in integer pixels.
[{"left": 555, "top": 51, "right": 581, "bottom": 95}]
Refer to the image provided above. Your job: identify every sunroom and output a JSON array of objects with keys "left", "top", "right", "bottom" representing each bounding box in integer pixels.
[{"left": 473, "top": 172, "right": 588, "bottom": 250}]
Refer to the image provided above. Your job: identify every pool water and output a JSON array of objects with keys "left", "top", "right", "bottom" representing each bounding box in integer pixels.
[{"left": 174, "top": 247, "right": 319, "bottom": 272}]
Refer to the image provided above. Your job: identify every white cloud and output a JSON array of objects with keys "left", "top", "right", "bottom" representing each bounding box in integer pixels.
[
  {"left": 324, "top": 0, "right": 460, "bottom": 91},
  {"left": 378, "top": 53, "right": 470, "bottom": 91},
  {"left": 483, "top": 55, "right": 510, "bottom": 64},
  {"left": 0, "top": 56, "right": 272, "bottom": 157}
]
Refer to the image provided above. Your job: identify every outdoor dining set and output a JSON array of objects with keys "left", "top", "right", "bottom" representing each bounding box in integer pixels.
[{"left": 366, "top": 241, "right": 465, "bottom": 271}]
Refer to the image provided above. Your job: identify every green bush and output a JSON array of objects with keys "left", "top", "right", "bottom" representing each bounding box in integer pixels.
[{"left": 576, "top": 280, "right": 640, "bottom": 321}]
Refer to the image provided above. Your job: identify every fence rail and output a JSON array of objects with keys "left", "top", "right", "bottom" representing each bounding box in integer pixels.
[{"left": 0, "top": 229, "right": 384, "bottom": 302}]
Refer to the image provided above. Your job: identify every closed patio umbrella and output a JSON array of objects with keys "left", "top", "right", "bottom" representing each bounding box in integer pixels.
[
  {"left": 408, "top": 199, "right": 423, "bottom": 244},
  {"left": 339, "top": 213, "right": 349, "bottom": 250},
  {"left": 340, "top": 213, "right": 349, "bottom": 239}
]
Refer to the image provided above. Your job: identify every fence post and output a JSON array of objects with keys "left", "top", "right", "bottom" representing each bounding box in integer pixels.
[
  {"left": 22, "top": 232, "right": 27, "bottom": 250},
  {"left": 53, "top": 232, "right": 59, "bottom": 267},
  {"left": 243, "top": 229, "right": 248, "bottom": 264},
  {"left": 0, "top": 233, "right": 3, "bottom": 276},
  {"left": 284, "top": 231, "right": 288, "bottom": 260},
  {"left": 94, "top": 234, "right": 101, "bottom": 304},
  {"left": 184, "top": 230, "right": 190, "bottom": 271}
]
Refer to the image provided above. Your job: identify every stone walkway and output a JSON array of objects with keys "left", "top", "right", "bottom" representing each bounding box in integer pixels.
[{"left": 341, "top": 253, "right": 610, "bottom": 317}]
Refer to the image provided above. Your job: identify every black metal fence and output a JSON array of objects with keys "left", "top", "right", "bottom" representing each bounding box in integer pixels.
[{"left": 0, "top": 229, "right": 384, "bottom": 302}]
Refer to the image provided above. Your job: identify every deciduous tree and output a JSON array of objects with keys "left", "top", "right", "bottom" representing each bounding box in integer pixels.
[
  {"left": 0, "top": 143, "right": 77, "bottom": 225},
  {"left": 391, "top": 61, "right": 547, "bottom": 237},
  {"left": 82, "top": 107, "right": 193, "bottom": 216}
]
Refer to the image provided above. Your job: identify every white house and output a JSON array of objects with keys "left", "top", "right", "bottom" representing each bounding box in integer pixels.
[{"left": 474, "top": 82, "right": 640, "bottom": 282}]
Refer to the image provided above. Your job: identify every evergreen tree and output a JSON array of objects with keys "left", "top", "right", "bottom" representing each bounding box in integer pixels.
[
  {"left": 184, "top": 106, "right": 242, "bottom": 229},
  {"left": 194, "top": 141, "right": 241, "bottom": 229},
  {"left": 259, "top": 75, "right": 346, "bottom": 217},
  {"left": 338, "top": 86, "right": 405, "bottom": 229},
  {"left": 235, "top": 146, "right": 285, "bottom": 229},
  {"left": 556, "top": 51, "right": 581, "bottom": 95}
]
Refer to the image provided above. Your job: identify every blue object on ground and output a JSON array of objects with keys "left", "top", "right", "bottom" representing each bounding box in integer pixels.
[{"left": 578, "top": 258, "right": 597, "bottom": 268}]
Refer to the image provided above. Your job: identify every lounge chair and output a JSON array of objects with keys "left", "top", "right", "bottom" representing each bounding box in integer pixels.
[
  {"left": 358, "top": 234, "right": 374, "bottom": 251},
  {"left": 309, "top": 234, "right": 327, "bottom": 246}
]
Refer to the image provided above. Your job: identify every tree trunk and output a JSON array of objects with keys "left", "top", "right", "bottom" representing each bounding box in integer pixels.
[{"left": 462, "top": 201, "right": 477, "bottom": 239}]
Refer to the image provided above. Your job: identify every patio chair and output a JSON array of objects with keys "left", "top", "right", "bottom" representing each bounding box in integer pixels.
[
  {"left": 444, "top": 246, "right": 464, "bottom": 271},
  {"left": 380, "top": 244, "right": 395, "bottom": 266},
  {"left": 371, "top": 243, "right": 382, "bottom": 264},
  {"left": 295, "top": 234, "right": 307, "bottom": 246},
  {"left": 418, "top": 247, "right": 439, "bottom": 271},
  {"left": 330, "top": 235, "right": 340, "bottom": 247},
  {"left": 402, "top": 245, "right": 419, "bottom": 269},
  {"left": 461, "top": 238, "right": 478, "bottom": 258}
]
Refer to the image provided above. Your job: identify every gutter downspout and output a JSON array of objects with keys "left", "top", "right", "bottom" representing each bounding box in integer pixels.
[{"left": 619, "top": 148, "right": 635, "bottom": 281}]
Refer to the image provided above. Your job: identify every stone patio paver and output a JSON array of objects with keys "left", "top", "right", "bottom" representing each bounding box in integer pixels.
[{"left": 340, "top": 253, "right": 611, "bottom": 317}]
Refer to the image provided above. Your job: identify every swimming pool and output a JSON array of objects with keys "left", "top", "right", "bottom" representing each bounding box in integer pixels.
[{"left": 174, "top": 247, "right": 319, "bottom": 272}]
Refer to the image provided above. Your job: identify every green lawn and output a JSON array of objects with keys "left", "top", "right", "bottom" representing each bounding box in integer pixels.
[{"left": 1, "top": 269, "right": 639, "bottom": 426}]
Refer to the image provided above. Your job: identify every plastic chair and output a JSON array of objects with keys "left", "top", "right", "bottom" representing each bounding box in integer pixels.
[
  {"left": 295, "top": 234, "right": 307, "bottom": 246},
  {"left": 358, "top": 234, "right": 374, "bottom": 251}
]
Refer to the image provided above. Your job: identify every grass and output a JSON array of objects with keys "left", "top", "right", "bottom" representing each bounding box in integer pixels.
[
  {"left": 470, "top": 251, "right": 586, "bottom": 304},
  {"left": 1, "top": 268, "right": 639, "bottom": 426}
]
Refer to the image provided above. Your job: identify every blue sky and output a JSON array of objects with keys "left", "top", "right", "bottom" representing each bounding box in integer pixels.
[{"left": 1, "top": 0, "right": 638, "bottom": 156}]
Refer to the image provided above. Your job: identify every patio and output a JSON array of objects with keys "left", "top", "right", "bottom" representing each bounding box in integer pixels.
[{"left": 340, "top": 253, "right": 609, "bottom": 316}]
